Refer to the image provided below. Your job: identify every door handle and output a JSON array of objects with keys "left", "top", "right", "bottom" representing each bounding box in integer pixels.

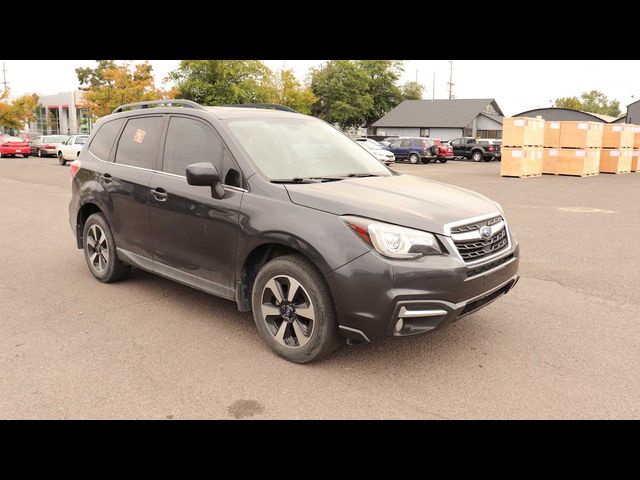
[
  {"left": 151, "top": 188, "right": 168, "bottom": 202},
  {"left": 101, "top": 173, "right": 113, "bottom": 184}
]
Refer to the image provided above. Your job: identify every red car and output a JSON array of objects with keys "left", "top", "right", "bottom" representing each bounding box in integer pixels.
[
  {"left": 0, "top": 135, "right": 30, "bottom": 158},
  {"left": 433, "top": 138, "right": 454, "bottom": 163}
]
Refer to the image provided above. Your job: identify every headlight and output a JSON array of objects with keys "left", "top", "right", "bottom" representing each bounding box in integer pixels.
[{"left": 341, "top": 216, "right": 443, "bottom": 259}]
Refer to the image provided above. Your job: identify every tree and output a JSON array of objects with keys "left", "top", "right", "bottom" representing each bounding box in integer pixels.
[
  {"left": 272, "top": 69, "right": 317, "bottom": 114},
  {"left": 554, "top": 90, "right": 621, "bottom": 117},
  {"left": 579, "top": 90, "right": 621, "bottom": 117},
  {"left": 167, "top": 60, "right": 276, "bottom": 106},
  {"left": 401, "top": 81, "right": 424, "bottom": 100},
  {"left": 357, "top": 60, "right": 403, "bottom": 125},
  {"left": 76, "top": 61, "right": 165, "bottom": 118},
  {"left": 310, "top": 60, "right": 374, "bottom": 129},
  {"left": 554, "top": 96, "right": 583, "bottom": 110},
  {"left": 0, "top": 91, "right": 38, "bottom": 131}
]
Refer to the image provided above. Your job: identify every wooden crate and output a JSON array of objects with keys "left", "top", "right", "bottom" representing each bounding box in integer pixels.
[
  {"left": 544, "top": 121, "right": 561, "bottom": 147},
  {"left": 502, "top": 117, "right": 544, "bottom": 146},
  {"left": 542, "top": 148, "right": 558, "bottom": 174},
  {"left": 602, "top": 124, "right": 635, "bottom": 149},
  {"left": 600, "top": 148, "right": 632, "bottom": 174},
  {"left": 501, "top": 146, "right": 543, "bottom": 177},
  {"left": 631, "top": 149, "right": 640, "bottom": 172},
  {"left": 556, "top": 148, "right": 599, "bottom": 177},
  {"left": 633, "top": 126, "right": 640, "bottom": 148},
  {"left": 559, "top": 121, "right": 603, "bottom": 148}
]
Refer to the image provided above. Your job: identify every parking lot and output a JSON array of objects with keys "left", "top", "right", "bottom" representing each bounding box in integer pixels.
[{"left": 1, "top": 156, "right": 639, "bottom": 419}]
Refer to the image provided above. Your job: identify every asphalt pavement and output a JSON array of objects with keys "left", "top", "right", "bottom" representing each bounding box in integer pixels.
[{"left": 0, "top": 156, "right": 638, "bottom": 419}]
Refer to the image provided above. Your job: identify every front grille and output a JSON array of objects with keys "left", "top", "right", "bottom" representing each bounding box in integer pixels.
[
  {"left": 466, "top": 253, "right": 514, "bottom": 278},
  {"left": 451, "top": 215, "right": 509, "bottom": 262}
]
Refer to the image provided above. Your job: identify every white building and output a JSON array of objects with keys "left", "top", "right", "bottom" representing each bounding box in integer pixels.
[{"left": 29, "top": 90, "right": 93, "bottom": 135}]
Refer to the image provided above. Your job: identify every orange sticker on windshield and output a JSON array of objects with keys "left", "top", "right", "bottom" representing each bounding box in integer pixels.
[{"left": 133, "top": 129, "right": 146, "bottom": 143}]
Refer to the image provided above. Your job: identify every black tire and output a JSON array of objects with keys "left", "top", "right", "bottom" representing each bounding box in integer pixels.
[
  {"left": 439, "top": 158, "right": 448, "bottom": 163},
  {"left": 409, "top": 153, "right": 419, "bottom": 164},
  {"left": 82, "top": 213, "right": 131, "bottom": 283},
  {"left": 482, "top": 155, "right": 492, "bottom": 162},
  {"left": 251, "top": 254, "right": 340, "bottom": 363},
  {"left": 23, "top": 153, "right": 30, "bottom": 158},
  {"left": 37, "top": 149, "right": 42, "bottom": 158},
  {"left": 472, "top": 150, "right": 483, "bottom": 162},
  {"left": 58, "top": 151, "right": 66, "bottom": 166}
]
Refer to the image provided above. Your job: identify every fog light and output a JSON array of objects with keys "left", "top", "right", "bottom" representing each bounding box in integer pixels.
[{"left": 395, "top": 318, "right": 404, "bottom": 332}]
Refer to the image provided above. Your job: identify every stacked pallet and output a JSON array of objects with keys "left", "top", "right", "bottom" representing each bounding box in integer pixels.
[
  {"left": 542, "top": 121, "right": 561, "bottom": 174},
  {"left": 501, "top": 117, "right": 544, "bottom": 178},
  {"left": 600, "top": 124, "right": 634, "bottom": 174},
  {"left": 555, "top": 121, "right": 602, "bottom": 177},
  {"left": 631, "top": 126, "right": 640, "bottom": 172}
]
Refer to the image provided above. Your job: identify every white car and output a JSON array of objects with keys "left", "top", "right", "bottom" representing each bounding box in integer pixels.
[
  {"left": 57, "top": 135, "right": 89, "bottom": 165},
  {"left": 358, "top": 141, "right": 395, "bottom": 165}
]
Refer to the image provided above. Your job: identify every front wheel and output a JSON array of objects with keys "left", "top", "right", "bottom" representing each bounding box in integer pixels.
[
  {"left": 82, "top": 213, "right": 131, "bottom": 283},
  {"left": 58, "top": 152, "right": 66, "bottom": 166},
  {"left": 251, "top": 254, "right": 340, "bottom": 363},
  {"left": 409, "top": 153, "right": 420, "bottom": 164},
  {"left": 37, "top": 149, "right": 43, "bottom": 158},
  {"left": 472, "top": 151, "right": 483, "bottom": 162},
  {"left": 439, "top": 158, "right": 448, "bottom": 163}
]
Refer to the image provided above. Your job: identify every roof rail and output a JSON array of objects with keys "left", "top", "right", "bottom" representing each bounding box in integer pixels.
[
  {"left": 220, "top": 103, "right": 298, "bottom": 113},
  {"left": 112, "top": 99, "right": 205, "bottom": 114}
]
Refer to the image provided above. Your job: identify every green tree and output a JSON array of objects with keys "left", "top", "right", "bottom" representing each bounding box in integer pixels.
[
  {"left": 357, "top": 60, "right": 403, "bottom": 125},
  {"left": 554, "top": 96, "right": 583, "bottom": 110},
  {"left": 580, "top": 90, "right": 621, "bottom": 117},
  {"left": 0, "top": 91, "right": 38, "bottom": 131},
  {"left": 401, "top": 81, "right": 425, "bottom": 100},
  {"left": 272, "top": 69, "right": 317, "bottom": 114},
  {"left": 168, "top": 60, "right": 276, "bottom": 106},
  {"left": 76, "top": 61, "right": 164, "bottom": 118}
]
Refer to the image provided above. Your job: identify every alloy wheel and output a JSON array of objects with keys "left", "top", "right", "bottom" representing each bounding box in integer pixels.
[
  {"left": 86, "top": 224, "right": 109, "bottom": 273},
  {"left": 260, "top": 275, "right": 315, "bottom": 348}
]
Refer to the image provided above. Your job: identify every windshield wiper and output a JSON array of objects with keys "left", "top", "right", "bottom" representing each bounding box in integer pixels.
[
  {"left": 344, "top": 173, "right": 382, "bottom": 178},
  {"left": 271, "top": 177, "right": 344, "bottom": 184}
]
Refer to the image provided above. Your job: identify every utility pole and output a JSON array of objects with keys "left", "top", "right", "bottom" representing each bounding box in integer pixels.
[
  {"left": 432, "top": 70, "right": 435, "bottom": 101},
  {"left": 447, "top": 60, "right": 455, "bottom": 100},
  {"left": 1, "top": 62, "right": 8, "bottom": 93}
]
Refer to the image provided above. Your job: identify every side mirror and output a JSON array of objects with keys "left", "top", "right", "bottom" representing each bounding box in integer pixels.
[{"left": 186, "top": 162, "right": 225, "bottom": 199}]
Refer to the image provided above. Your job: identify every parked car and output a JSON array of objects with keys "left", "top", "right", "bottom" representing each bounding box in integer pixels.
[
  {"left": 433, "top": 138, "right": 454, "bottom": 163},
  {"left": 31, "top": 135, "right": 70, "bottom": 157},
  {"left": 57, "top": 134, "right": 89, "bottom": 165},
  {"left": 387, "top": 137, "right": 438, "bottom": 164},
  {"left": 449, "top": 137, "right": 502, "bottom": 162},
  {"left": 69, "top": 100, "right": 520, "bottom": 363},
  {"left": 358, "top": 141, "right": 395, "bottom": 165},
  {"left": 0, "top": 135, "right": 30, "bottom": 158},
  {"left": 355, "top": 138, "right": 389, "bottom": 150}
]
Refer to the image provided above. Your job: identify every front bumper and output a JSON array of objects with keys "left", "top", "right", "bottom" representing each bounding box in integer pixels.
[{"left": 326, "top": 238, "right": 519, "bottom": 343}]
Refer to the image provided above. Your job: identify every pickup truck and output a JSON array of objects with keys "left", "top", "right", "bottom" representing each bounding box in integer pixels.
[{"left": 449, "top": 137, "right": 502, "bottom": 162}]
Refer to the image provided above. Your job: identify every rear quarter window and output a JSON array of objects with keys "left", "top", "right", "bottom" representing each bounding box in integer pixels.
[{"left": 88, "top": 119, "right": 125, "bottom": 161}]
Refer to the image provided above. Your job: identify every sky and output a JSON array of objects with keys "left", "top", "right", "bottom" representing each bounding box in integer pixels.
[{"left": 2, "top": 60, "right": 638, "bottom": 117}]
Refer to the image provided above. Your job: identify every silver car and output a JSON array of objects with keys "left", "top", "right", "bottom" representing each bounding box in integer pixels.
[
  {"left": 358, "top": 141, "right": 396, "bottom": 165},
  {"left": 30, "top": 135, "right": 70, "bottom": 157}
]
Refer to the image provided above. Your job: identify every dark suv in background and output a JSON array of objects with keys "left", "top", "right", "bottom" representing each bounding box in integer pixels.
[
  {"left": 450, "top": 137, "right": 502, "bottom": 162},
  {"left": 386, "top": 137, "right": 438, "bottom": 164},
  {"left": 69, "top": 100, "right": 519, "bottom": 363}
]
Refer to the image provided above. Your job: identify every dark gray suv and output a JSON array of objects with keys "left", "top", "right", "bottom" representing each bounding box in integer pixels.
[{"left": 69, "top": 100, "right": 520, "bottom": 363}]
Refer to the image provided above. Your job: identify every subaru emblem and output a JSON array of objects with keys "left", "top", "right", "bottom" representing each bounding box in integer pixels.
[{"left": 480, "top": 226, "right": 492, "bottom": 239}]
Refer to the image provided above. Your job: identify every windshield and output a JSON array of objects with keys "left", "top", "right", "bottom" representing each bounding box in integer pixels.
[
  {"left": 226, "top": 117, "right": 391, "bottom": 180},
  {"left": 43, "top": 135, "right": 68, "bottom": 143},
  {"left": 75, "top": 136, "right": 88, "bottom": 145}
]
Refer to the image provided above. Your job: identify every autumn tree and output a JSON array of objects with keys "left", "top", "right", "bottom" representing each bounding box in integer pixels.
[
  {"left": 554, "top": 96, "right": 583, "bottom": 110},
  {"left": 76, "top": 61, "right": 165, "bottom": 118},
  {"left": 401, "top": 81, "right": 425, "bottom": 100},
  {"left": 168, "top": 60, "right": 277, "bottom": 106},
  {"left": 0, "top": 91, "right": 38, "bottom": 131},
  {"left": 271, "top": 69, "right": 317, "bottom": 114}
]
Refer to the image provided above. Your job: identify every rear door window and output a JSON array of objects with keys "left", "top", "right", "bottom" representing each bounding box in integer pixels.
[
  {"left": 114, "top": 116, "right": 164, "bottom": 169},
  {"left": 162, "top": 116, "right": 223, "bottom": 176},
  {"left": 400, "top": 139, "right": 411, "bottom": 147},
  {"left": 89, "top": 118, "right": 125, "bottom": 162}
]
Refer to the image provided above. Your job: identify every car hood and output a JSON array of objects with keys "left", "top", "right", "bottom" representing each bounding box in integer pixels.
[{"left": 284, "top": 174, "right": 499, "bottom": 235}]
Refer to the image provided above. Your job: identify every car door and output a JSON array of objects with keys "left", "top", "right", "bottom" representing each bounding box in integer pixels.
[
  {"left": 465, "top": 138, "right": 476, "bottom": 157},
  {"left": 148, "top": 114, "right": 244, "bottom": 299},
  {"left": 60, "top": 136, "right": 73, "bottom": 159},
  {"left": 450, "top": 138, "right": 462, "bottom": 156},
  {"left": 99, "top": 115, "right": 164, "bottom": 261}
]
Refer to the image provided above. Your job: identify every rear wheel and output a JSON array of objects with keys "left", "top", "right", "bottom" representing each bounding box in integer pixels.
[
  {"left": 439, "top": 158, "right": 448, "bottom": 163},
  {"left": 472, "top": 151, "right": 483, "bottom": 162},
  {"left": 58, "top": 151, "right": 66, "bottom": 166},
  {"left": 409, "top": 153, "right": 420, "bottom": 164},
  {"left": 82, "top": 213, "right": 131, "bottom": 283},
  {"left": 37, "top": 149, "right": 42, "bottom": 158},
  {"left": 251, "top": 254, "right": 340, "bottom": 363}
]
